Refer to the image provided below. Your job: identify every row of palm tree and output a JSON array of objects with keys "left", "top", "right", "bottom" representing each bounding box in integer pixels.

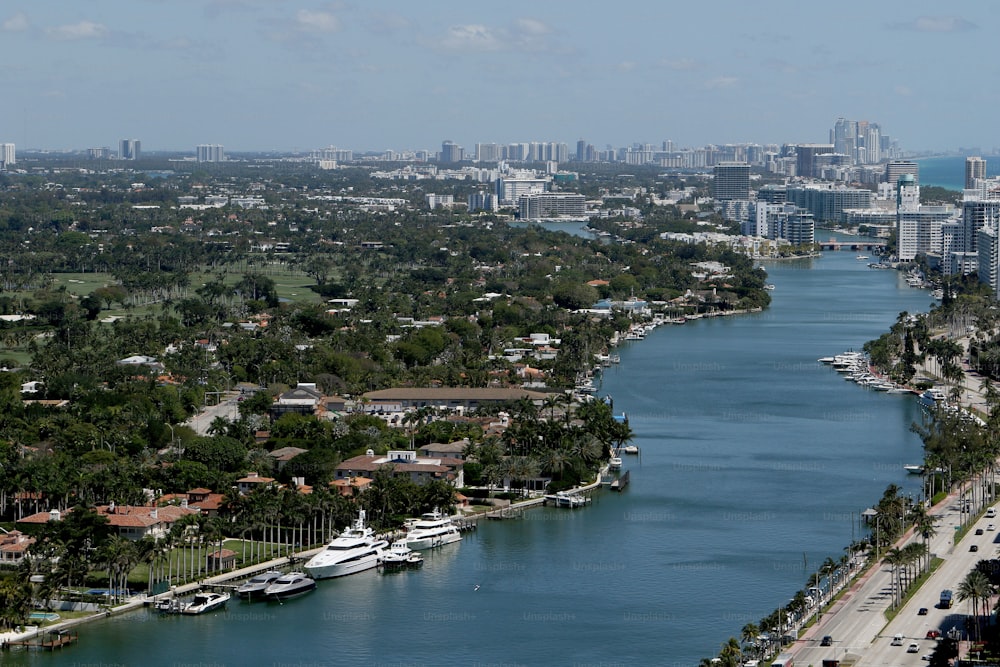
[{"left": 882, "top": 542, "right": 930, "bottom": 609}]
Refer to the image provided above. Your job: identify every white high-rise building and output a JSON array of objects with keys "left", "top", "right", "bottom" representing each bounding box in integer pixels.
[
  {"left": 119, "top": 139, "right": 140, "bottom": 160},
  {"left": 0, "top": 143, "right": 15, "bottom": 168},
  {"left": 196, "top": 144, "right": 225, "bottom": 162}
]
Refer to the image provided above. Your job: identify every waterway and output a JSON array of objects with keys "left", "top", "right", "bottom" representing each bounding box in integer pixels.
[{"left": 12, "top": 249, "right": 940, "bottom": 667}]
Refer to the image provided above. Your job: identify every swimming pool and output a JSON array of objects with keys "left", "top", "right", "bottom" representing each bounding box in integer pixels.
[{"left": 28, "top": 612, "right": 60, "bottom": 622}]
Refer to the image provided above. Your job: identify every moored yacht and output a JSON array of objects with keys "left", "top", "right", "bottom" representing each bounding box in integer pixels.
[
  {"left": 235, "top": 571, "right": 283, "bottom": 599},
  {"left": 180, "top": 591, "right": 230, "bottom": 615},
  {"left": 304, "top": 510, "right": 388, "bottom": 579},
  {"left": 379, "top": 541, "right": 424, "bottom": 569},
  {"left": 403, "top": 509, "right": 462, "bottom": 551},
  {"left": 264, "top": 572, "right": 316, "bottom": 600}
]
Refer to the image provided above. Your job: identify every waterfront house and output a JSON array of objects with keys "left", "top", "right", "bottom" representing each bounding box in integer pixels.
[
  {"left": 0, "top": 530, "right": 35, "bottom": 565},
  {"left": 17, "top": 504, "right": 199, "bottom": 541},
  {"left": 330, "top": 476, "right": 373, "bottom": 497},
  {"left": 336, "top": 450, "right": 464, "bottom": 487}
]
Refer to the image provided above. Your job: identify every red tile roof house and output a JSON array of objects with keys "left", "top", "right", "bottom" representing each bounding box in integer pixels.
[
  {"left": 335, "top": 450, "right": 464, "bottom": 487},
  {"left": 159, "top": 488, "right": 227, "bottom": 517},
  {"left": 236, "top": 472, "right": 278, "bottom": 495},
  {"left": 0, "top": 530, "right": 35, "bottom": 565},
  {"left": 17, "top": 504, "right": 199, "bottom": 541},
  {"left": 329, "top": 476, "right": 373, "bottom": 497}
]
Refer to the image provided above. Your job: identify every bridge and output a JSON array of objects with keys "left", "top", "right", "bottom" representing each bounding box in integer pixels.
[{"left": 817, "top": 240, "right": 887, "bottom": 252}]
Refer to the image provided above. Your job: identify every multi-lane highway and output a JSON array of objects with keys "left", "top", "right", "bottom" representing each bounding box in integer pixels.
[{"left": 792, "top": 493, "right": 991, "bottom": 666}]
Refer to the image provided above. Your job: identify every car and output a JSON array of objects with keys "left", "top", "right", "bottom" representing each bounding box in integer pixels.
[
  {"left": 918, "top": 607, "right": 928, "bottom": 615},
  {"left": 971, "top": 544, "right": 980, "bottom": 552},
  {"left": 988, "top": 508, "right": 997, "bottom": 518},
  {"left": 908, "top": 643, "right": 920, "bottom": 653},
  {"left": 891, "top": 633, "right": 904, "bottom": 646},
  {"left": 976, "top": 528, "right": 985, "bottom": 535},
  {"left": 820, "top": 635, "right": 832, "bottom": 646},
  {"left": 988, "top": 523, "right": 996, "bottom": 531},
  {"left": 926, "top": 630, "right": 940, "bottom": 639}
]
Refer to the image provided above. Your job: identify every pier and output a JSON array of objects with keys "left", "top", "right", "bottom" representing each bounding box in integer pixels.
[{"left": 2, "top": 630, "right": 78, "bottom": 651}]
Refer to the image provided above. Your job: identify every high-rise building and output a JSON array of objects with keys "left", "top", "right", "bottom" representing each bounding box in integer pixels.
[
  {"left": 576, "top": 139, "right": 587, "bottom": 162},
  {"left": 518, "top": 193, "right": 586, "bottom": 220},
  {"left": 966, "top": 156, "right": 987, "bottom": 189},
  {"left": 885, "top": 160, "right": 918, "bottom": 186},
  {"left": 440, "top": 140, "right": 463, "bottom": 163},
  {"left": 196, "top": 144, "right": 225, "bottom": 162},
  {"left": 119, "top": 139, "right": 141, "bottom": 160},
  {"left": 795, "top": 144, "right": 834, "bottom": 179},
  {"left": 475, "top": 143, "right": 502, "bottom": 163},
  {"left": 712, "top": 162, "right": 750, "bottom": 201},
  {"left": 0, "top": 143, "right": 14, "bottom": 168}
]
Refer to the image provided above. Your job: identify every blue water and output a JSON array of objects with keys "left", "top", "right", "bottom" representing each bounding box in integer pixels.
[
  {"left": 917, "top": 154, "right": 1000, "bottom": 190},
  {"left": 12, "top": 250, "right": 938, "bottom": 667}
]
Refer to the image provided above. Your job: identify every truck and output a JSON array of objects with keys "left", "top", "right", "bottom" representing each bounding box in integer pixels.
[
  {"left": 940, "top": 589, "right": 953, "bottom": 608},
  {"left": 772, "top": 654, "right": 794, "bottom": 667}
]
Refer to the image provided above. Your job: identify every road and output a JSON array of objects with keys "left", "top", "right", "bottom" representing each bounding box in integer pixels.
[
  {"left": 792, "top": 492, "right": 993, "bottom": 666},
  {"left": 184, "top": 393, "right": 241, "bottom": 435}
]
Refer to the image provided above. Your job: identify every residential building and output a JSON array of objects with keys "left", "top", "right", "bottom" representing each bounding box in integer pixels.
[
  {"left": 496, "top": 175, "right": 549, "bottom": 206},
  {"left": 468, "top": 191, "right": 498, "bottom": 212},
  {"left": 0, "top": 143, "right": 14, "bottom": 168},
  {"left": 335, "top": 450, "right": 464, "bottom": 487},
  {"left": 712, "top": 162, "right": 750, "bottom": 201},
  {"left": 361, "top": 387, "right": 549, "bottom": 413},
  {"left": 966, "top": 156, "right": 987, "bottom": 189},
  {"left": 440, "top": 140, "right": 463, "bottom": 163},
  {"left": 518, "top": 193, "right": 586, "bottom": 220},
  {"left": 197, "top": 144, "right": 226, "bottom": 162},
  {"left": 885, "top": 160, "right": 919, "bottom": 186},
  {"left": 119, "top": 139, "right": 141, "bottom": 160},
  {"left": 426, "top": 194, "right": 454, "bottom": 209},
  {"left": 795, "top": 144, "right": 834, "bottom": 179},
  {"left": 785, "top": 184, "right": 873, "bottom": 222}
]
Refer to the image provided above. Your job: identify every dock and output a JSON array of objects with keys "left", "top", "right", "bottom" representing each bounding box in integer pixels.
[
  {"left": 610, "top": 469, "right": 630, "bottom": 492},
  {"left": 3, "top": 630, "right": 78, "bottom": 651}
]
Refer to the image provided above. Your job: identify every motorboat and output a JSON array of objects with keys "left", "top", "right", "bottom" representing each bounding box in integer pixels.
[
  {"left": 180, "top": 591, "right": 230, "bottom": 615},
  {"left": 264, "top": 572, "right": 316, "bottom": 600},
  {"left": 919, "top": 388, "right": 948, "bottom": 407},
  {"left": 608, "top": 456, "right": 623, "bottom": 470},
  {"left": 380, "top": 541, "right": 424, "bottom": 569},
  {"left": 544, "top": 491, "right": 589, "bottom": 508},
  {"left": 903, "top": 465, "right": 925, "bottom": 475},
  {"left": 304, "top": 510, "right": 388, "bottom": 579},
  {"left": 235, "top": 570, "right": 283, "bottom": 599},
  {"left": 622, "top": 445, "right": 639, "bottom": 455},
  {"left": 403, "top": 510, "right": 462, "bottom": 551}
]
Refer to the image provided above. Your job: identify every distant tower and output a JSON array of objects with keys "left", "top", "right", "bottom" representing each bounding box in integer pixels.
[
  {"left": 440, "top": 140, "right": 463, "bottom": 164},
  {"left": 885, "top": 160, "right": 919, "bottom": 187},
  {"left": 966, "top": 156, "right": 987, "bottom": 189},
  {"left": 119, "top": 139, "right": 140, "bottom": 160},
  {"left": 196, "top": 144, "right": 225, "bottom": 162},
  {"left": 713, "top": 162, "right": 750, "bottom": 200},
  {"left": 0, "top": 143, "right": 14, "bottom": 168}
]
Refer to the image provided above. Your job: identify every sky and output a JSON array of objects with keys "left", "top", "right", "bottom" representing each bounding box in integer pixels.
[{"left": 1, "top": 1, "right": 998, "bottom": 154}]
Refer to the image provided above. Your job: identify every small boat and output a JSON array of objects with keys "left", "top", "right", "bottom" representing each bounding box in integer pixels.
[
  {"left": 817, "top": 356, "right": 835, "bottom": 364},
  {"left": 181, "top": 591, "right": 230, "bottom": 615},
  {"left": 235, "top": 571, "right": 283, "bottom": 599},
  {"left": 154, "top": 598, "right": 185, "bottom": 614},
  {"left": 622, "top": 445, "right": 639, "bottom": 455},
  {"left": 544, "top": 491, "right": 589, "bottom": 508},
  {"left": 404, "top": 509, "right": 462, "bottom": 551},
  {"left": 608, "top": 456, "right": 623, "bottom": 470},
  {"left": 264, "top": 572, "right": 316, "bottom": 601},
  {"left": 856, "top": 255, "right": 869, "bottom": 260},
  {"left": 763, "top": 284, "right": 775, "bottom": 290},
  {"left": 380, "top": 541, "right": 424, "bottom": 569},
  {"left": 903, "top": 465, "right": 925, "bottom": 475}
]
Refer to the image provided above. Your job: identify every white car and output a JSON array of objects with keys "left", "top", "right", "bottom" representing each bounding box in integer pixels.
[
  {"left": 988, "top": 508, "right": 997, "bottom": 518},
  {"left": 989, "top": 523, "right": 996, "bottom": 531},
  {"left": 907, "top": 643, "right": 919, "bottom": 653},
  {"left": 890, "top": 633, "right": 904, "bottom": 646}
]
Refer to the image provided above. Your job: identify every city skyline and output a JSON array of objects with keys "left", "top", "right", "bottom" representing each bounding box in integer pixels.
[{"left": 1, "top": 1, "right": 998, "bottom": 153}]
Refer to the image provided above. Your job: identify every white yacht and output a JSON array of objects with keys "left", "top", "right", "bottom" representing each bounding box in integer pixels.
[
  {"left": 235, "top": 571, "right": 283, "bottom": 600},
  {"left": 608, "top": 456, "right": 623, "bottom": 470},
  {"left": 380, "top": 541, "right": 424, "bottom": 569},
  {"left": 303, "top": 510, "right": 388, "bottom": 579},
  {"left": 403, "top": 510, "right": 462, "bottom": 551},
  {"left": 264, "top": 571, "right": 316, "bottom": 600},
  {"left": 180, "top": 591, "right": 230, "bottom": 615}
]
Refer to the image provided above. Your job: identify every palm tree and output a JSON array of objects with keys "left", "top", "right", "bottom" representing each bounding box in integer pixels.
[
  {"left": 958, "top": 569, "right": 993, "bottom": 641},
  {"left": 740, "top": 622, "right": 759, "bottom": 659},
  {"left": 718, "top": 636, "right": 742, "bottom": 667},
  {"left": 883, "top": 547, "right": 905, "bottom": 608}
]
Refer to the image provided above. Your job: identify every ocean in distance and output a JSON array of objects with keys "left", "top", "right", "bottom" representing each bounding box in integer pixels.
[
  {"left": 917, "top": 154, "right": 1000, "bottom": 190},
  {"left": 13, "top": 248, "right": 940, "bottom": 667}
]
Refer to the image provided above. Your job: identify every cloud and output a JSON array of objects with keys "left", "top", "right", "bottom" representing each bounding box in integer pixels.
[
  {"left": 296, "top": 9, "right": 340, "bottom": 33},
  {"left": 704, "top": 76, "right": 738, "bottom": 90},
  {"left": 2, "top": 12, "right": 29, "bottom": 32},
  {"left": 889, "top": 15, "right": 976, "bottom": 33},
  {"left": 46, "top": 20, "right": 109, "bottom": 41},
  {"left": 432, "top": 18, "right": 557, "bottom": 54},
  {"left": 660, "top": 58, "right": 701, "bottom": 72}
]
